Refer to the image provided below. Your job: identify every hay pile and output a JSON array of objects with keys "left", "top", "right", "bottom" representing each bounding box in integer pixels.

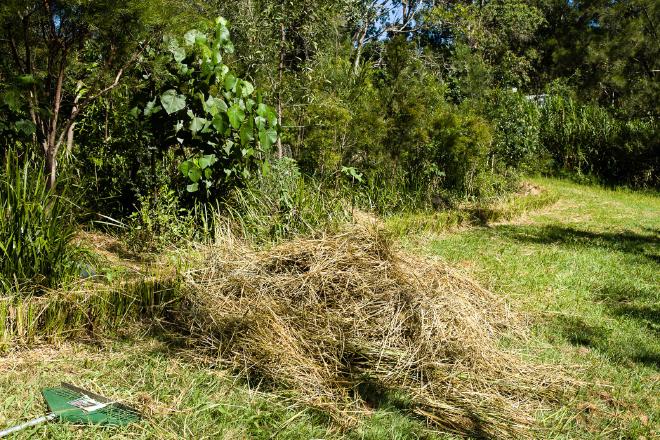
[{"left": 179, "top": 225, "right": 566, "bottom": 438}]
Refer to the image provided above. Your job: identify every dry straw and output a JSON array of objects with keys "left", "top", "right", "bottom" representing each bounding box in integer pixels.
[
  {"left": 179, "top": 224, "right": 570, "bottom": 439},
  {"left": 0, "top": 275, "right": 179, "bottom": 348}
]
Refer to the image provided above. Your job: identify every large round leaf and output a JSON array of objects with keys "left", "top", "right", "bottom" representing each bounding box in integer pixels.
[
  {"left": 227, "top": 104, "right": 245, "bottom": 129},
  {"left": 184, "top": 29, "right": 206, "bottom": 46},
  {"left": 160, "top": 89, "right": 186, "bottom": 114},
  {"left": 259, "top": 127, "right": 278, "bottom": 151},
  {"left": 224, "top": 74, "right": 237, "bottom": 92},
  {"left": 188, "top": 166, "right": 202, "bottom": 183}
]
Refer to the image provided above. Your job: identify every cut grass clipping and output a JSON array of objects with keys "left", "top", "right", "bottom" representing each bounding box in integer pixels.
[{"left": 178, "top": 225, "right": 571, "bottom": 439}]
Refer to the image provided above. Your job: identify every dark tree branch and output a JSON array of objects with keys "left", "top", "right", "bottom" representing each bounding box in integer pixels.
[
  {"left": 55, "top": 40, "right": 152, "bottom": 152},
  {"left": 6, "top": 29, "right": 25, "bottom": 72}
]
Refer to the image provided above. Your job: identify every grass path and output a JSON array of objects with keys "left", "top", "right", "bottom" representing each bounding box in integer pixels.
[{"left": 421, "top": 178, "right": 659, "bottom": 438}]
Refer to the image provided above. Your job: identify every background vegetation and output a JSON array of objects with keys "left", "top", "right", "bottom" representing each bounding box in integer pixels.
[{"left": 1, "top": 1, "right": 656, "bottom": 230}]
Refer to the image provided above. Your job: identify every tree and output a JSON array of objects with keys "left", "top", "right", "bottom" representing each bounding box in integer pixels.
[
  {"left": 0, "top": 0, "right": 181, "bottom": 190},
  {"left": 141, "top": 17, "right": 279, "bottom": 198}
]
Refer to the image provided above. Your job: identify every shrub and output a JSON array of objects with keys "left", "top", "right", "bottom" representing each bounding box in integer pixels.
[
  {"left": 539, "top": 90, "right": 659, "bottom": 187},
  {"left": 485, "top": 89, "right": 541, "bottom": 170},
  {"left": 0, "top": 150, "right": 80, "bottom": 293},
  {"left": 125, "top": 183, "right": 196, "bottom": 252},
  {"left": 224, "top": 158, "right": 349, "bottom": 244}
]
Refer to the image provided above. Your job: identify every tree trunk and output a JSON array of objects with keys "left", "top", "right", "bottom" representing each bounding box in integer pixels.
[
  {"left": 45, "top": 147, "right": 57, "bottom": 192},
  {"left": 66, "top": 81, "right": 83, "bottom": 155},
  {"left": 353, "top": 22, "right": 369, "bottom": 75}
]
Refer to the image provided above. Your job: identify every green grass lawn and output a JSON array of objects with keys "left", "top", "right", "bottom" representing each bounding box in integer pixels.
[
  {"left": 0, "top": 178, "right": 657, "bottom": 439},
  {"left": 0, "top": 339, "right": 441, "bottom": 439},
  {"left": 419, "top": 178, "right": 659, "bottom": 439}
]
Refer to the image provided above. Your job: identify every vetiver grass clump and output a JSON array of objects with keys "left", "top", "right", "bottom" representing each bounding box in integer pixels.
[
  {"left": 0, "top": 151, "right": 80, "bottom": 293},
  {"left": 178, "top": 224, "right": 571, "bottom": 439}
]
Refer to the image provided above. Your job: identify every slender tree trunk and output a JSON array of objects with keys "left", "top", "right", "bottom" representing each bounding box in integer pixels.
[
  {"left": 353, "top": 22, "right": 369, "bottom": 75},
  {"left": 45, "top": 147, "right": 57, "bottom": 192},
  {"left": 66, "top": 81, "right": 83, "bottom": 155},
  {"left": 276, "top": 21, "right": 285, "bottom": 159}
]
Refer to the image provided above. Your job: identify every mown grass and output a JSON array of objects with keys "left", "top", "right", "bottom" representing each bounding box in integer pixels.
[
  {"left": 414, "top": 177, "right": 659, "bottom": 438},
  {"left": 0, "top": 178, "right": 657, "bottom": 439},
  {"left": 384, "top": 184, "right": 559, "bottom": 236},
  {"left": 0, "top": 338, "right": 446, "bottom": 439}
]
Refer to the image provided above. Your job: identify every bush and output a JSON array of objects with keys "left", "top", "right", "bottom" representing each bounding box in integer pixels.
[
  {"left": 224, "top": 158, "right": 349, "bottom": 243},
  {"left": 0, "top": 150, "right": 81, "bottom": 293},
  {"left": 539, "top": 90, "right": 658, "bottom": 187},
  {"left": 484, "top": 89, "right": 541, "bottom": 170},
  {"left": 125, "top": 183, "right": 196, "bottom": 252}
]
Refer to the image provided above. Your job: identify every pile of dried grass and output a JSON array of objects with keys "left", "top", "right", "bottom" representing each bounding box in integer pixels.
[{"left": 179, "top": 225, "right": 567, "bottom": 438}]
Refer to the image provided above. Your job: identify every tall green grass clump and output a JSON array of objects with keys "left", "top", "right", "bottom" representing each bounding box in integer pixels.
[
  {"left": 225, "top": 158, "right": 350, "bottom": 244},
  {"left": 0, "top": 150, "right": 79, "bottom": 293},
  {"left": 539, "top": 86, "right": 658, "bottom": 187}
]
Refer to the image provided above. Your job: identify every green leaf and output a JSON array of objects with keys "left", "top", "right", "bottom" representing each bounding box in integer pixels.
[
  {"left": 15, "top": 119, "right": 36, "bottom": 135},
  {"left": 167, "top": 37, "right": 186, "bottom": 62},
  {"left": 184, "top": 29, "right": 206, "bottom": 46},
  {"left": 261, "top": 159, "right": 271, "bottom": 176},
  {"left": 212, "top": 49, "right": 223, "bottom": 65},
  {"left": 223, "top": 141, "right": 233, "bottom": 155},
  {"left": 227, "top": 104, "right": 245, "bottom": 129},
  {"left": 204, "top": 96, "right": 227, "bottom": 115},
  {"left": 144, "top": 99, "right": 162, "bottom": 116},
  {"left": 255, "top": 116, "right": 267, "bottom": 131},
  {"left": 212, "top": 114, "right": 227, "bottom": 134},
  {"left": 256, "top": 103, "right": 269, "bottom": 117},
  {"left": 188, "top": 166, "right": 202, "bottom": 183},
  {"left": 224, "top": 74, "right": 237, "bottom": 92},
  {"left": 160, "top": 89, "right": 186, "bottom": 114},
  {"left": 341, "top": 166, "right": 363, "bottom": 183},
  {"left": 186, "top": 183, "right": 199, "bottom": 192},
  {"left": 257, "top": 104, "right": 278, "bottom": 127},
  {"left": 259, "top": 127, "right": 278, "bottom": 151},
  {"left": 198, "top": 154, "right": 216, "bottom": 169},
  {"left": 2, "top": 89, "right": 21, "bottom": 112},
  {"left": 240, "top": 120, "right": 254, "bottom": 146},
  {"left": 204, "top": 168, "right": 213, "bottom": 179},
  {"left": 241, "top": 81, "right": 254, "bottom": 97},
  {"left": 190, "top": 116, "right": 209, "bottom": 135},
  {"left": 179, "top": 160, "right": 191, "bottom": 176}
]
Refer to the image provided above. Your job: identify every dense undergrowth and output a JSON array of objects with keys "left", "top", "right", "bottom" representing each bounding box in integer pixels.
[{"left": 0, "top": 152, "right": 83, "bottom": 293}]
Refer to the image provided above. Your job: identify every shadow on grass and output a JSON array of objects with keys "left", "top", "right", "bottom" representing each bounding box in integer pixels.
[
  {"left": 492, "top": 224, "right": 659, "bottom": 263},
  {"left": 596, "top": 284, "right": 660, "bottom": 334},
  {"left": 552, "top": 315, "right": 660, "bottom": 369},
  {"left": 354, "top": 379, "right": 493, "bottom": 439}
]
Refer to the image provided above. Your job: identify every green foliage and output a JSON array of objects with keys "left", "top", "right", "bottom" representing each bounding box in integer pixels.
[
  {"left": 125, "top": 184, "right": 195, "bottom": 252},
  {"left": 539, "top": 88, "right": 658, "bottom": 187},
  {"left": 295, "top": 52, "right": 387, "bottom": 177},
  {"left": 484, "top": 89, "right": 541, "bottom": 169},
  {"left": 143, "top": 17, "right": 278, "bottom": 199},
  {"left": 225, "top": 158, "right": 349, "bottom": 244},
  {"left": 0, "top": 150, "right": 80, "bottom": 293}
]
